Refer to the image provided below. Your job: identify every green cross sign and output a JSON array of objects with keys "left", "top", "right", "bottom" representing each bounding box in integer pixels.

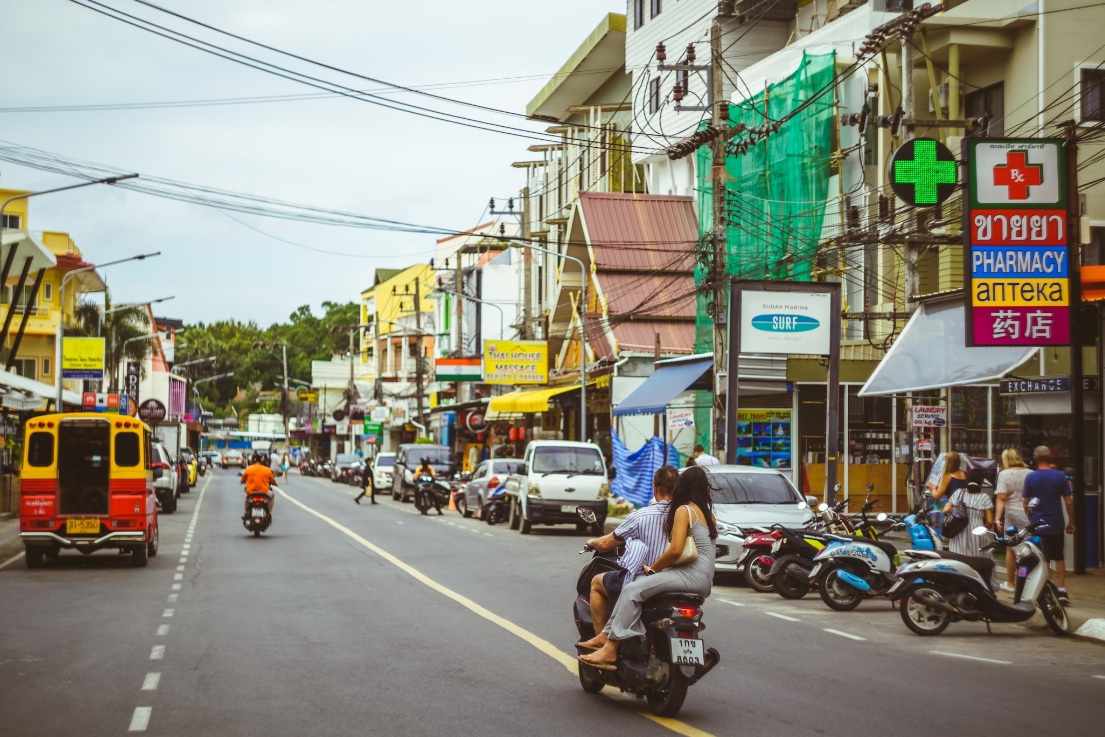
[{"left": 890, "top": 138, "right": 957, "bottom": 207}]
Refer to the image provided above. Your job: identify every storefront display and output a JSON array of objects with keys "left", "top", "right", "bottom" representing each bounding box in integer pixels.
[{"left": 733, "top": 410, "right": 791, "bottom": 469}]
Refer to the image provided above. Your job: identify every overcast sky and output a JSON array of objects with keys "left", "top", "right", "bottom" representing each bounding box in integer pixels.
[{"left": 3, "top": 0, "right": 622, "bottom": 325}]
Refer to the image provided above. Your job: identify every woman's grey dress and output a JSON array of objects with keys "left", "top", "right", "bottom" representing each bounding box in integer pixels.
[{"left": 604, "top": 507, "right": 715, "bottom": 642}]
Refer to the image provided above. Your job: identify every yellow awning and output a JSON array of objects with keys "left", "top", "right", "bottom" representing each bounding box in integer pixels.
[{"left": 489, "top": 382, "right": 594, "bottom": 413}]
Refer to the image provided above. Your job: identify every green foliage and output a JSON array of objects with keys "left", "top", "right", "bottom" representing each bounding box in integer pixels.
[{"left": 69, "top": 294, "right": 153, "bottom": 390}]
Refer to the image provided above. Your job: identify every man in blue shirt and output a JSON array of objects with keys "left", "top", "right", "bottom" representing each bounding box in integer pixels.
[
  {"left": 1023, "top": 446, "right": 1076, "bottom": 603},
  {"left": 577, "top": 465, "right": 678, "bottom": 648}
]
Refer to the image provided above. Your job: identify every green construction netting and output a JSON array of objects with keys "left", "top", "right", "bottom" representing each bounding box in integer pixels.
[{"left": 694, "top": 51, "right": 836, "bottom": 449}]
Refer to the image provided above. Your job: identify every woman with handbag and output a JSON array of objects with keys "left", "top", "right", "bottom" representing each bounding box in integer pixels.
[
  {"left": 943, "top": 467, "right": 994, "bottom": 559},
  {"left": 579, "top": 465, "right": 717, "bottom": 669}
]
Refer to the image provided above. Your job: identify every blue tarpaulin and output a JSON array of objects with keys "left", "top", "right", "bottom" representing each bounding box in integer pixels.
[
  {"left": 610, "top": 429, "right": 681, "bottom": 507},
  {"left": 611, "top": 358, "right": 712, "bottom": 417}
]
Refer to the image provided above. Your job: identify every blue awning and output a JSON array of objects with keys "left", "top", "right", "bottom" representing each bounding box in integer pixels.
[{"left": 612, "top": 358, "right": 712, "bottom": 417}]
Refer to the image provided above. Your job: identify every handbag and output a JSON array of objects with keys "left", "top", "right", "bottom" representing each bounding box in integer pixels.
[
  {"left": 942, "top": 490, "right": 971, "bottom": 540},
  {"left": 672, "top": 507, "right": 700, "bottom": 566}
]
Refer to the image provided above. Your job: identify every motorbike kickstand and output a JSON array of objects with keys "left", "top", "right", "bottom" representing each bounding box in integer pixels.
[{"left": 985, "top": 620, "right": 992, "bottom": 635}]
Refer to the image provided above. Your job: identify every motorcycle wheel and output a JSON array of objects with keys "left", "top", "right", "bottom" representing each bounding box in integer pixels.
[
  {"left": 253, "top": 529, "right": 261, "bottom": 537},
  {"left": 900, "top": 583, "right": 951, "bottom": 636},
  {"left": 743, "top": 557, "right": 775, "bottom": 593},
  {"left": 577, "top": 661, "right": 605, "bottom": 694},
  {"left": 773, "top": 564, "right": 810, "bottom": 600},
  {"left": 646, "top": 665, "right": 689, "bottom": 718},
  {"left": 1040, "top": 583, "right": 1072, "bottom": 636},
  {"left": 818, "top": 569, "right": 863, "bottom": 611}
]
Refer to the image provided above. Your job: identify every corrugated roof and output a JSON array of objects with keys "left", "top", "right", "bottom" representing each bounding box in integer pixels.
[
  {"left": 578, "top": 192, "right": 698, "bottom": 271},
  {"left": 613, "top": 321, "right": 696, "bottom": 356},
  {"left": 374, "top": 268, "right": 403, "bottom": 285},
  {"left": 596, "top": 271, "right": 695, "bottom": 318}
]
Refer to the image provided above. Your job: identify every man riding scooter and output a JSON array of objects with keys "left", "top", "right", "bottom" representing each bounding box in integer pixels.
[
  {"left": 241, "top": 454, "right": 277, "bottom": 520},
  {"left": 414, "top": 456, "right": 443, "bottom": 515}
]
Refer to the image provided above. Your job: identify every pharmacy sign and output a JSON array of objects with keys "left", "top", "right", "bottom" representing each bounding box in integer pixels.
[{"left": 890, "top": 138, "right": 958, "bottom": 207}]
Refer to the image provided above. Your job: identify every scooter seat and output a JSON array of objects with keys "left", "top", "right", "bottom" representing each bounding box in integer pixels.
[{"left": 934, "top": 550, "right": 996, "bottom": 577}]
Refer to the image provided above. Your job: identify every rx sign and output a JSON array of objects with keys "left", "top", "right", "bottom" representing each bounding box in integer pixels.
[{"left": 890, "top": 138, "right": 958, "bottom": 207}]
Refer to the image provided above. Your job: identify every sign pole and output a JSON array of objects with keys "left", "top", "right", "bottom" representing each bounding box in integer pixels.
[
  {"left": 825, "top": 285, "right": 842, "bottom": 505},
  {"left": 1067, "top": 134, "right": 1086, "bottom": 575},
  {"left": 725, "top": 279, "right": 740, "bottom": 464}
]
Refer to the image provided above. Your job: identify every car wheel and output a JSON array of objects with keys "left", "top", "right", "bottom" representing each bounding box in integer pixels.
[
  {"left": 519, "top": 503, "right": 532, "bottom": 535},
  {"left": 131, "top": 542, "right": 149, "bottom": 568},
  {"left": 508, "top": 499, "right": 520, "bottom": 530},
  {"left": 148, "top": 524, "right": 159, "bottom": 558},
  {"left": 25, "top": 548, "right": 45, "bottom": 569}
]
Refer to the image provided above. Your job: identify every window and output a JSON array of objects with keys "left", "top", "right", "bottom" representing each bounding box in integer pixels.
[
  {"left": 651, "top": 0, "right": 661, "bottom": 19},
  {"left": 493, "top": 460, "right": 524, "bottom": 474},
  {"left": 28, "top": 432, "right": 54, "bottom": 467},
  {"left": 1082, "top": 68, "right": 1105, "bottom": 122},
  {"left": 531, "top": 446, "right": 604, "bottom": 474},
  {"left": 2, "top": 285, "right": 37, "bottom": 313},
  {"left": 710, "top": 472, "right": 802, "bottom": 505},
  {"left": 41, "top": 357, "right": 51, "bottom": 377},
  {"left": 1086, "top": 226, "right": 1105, "bottom": 266},
  {"left": 634, "top": 0, "right": 644, "bottom": 29},
  {"left": 115, "top": 432, "right": 140, "bottom": 467},
  {"left": 10, "top": 358, "right": 35, "bottom": 381},
  {"left": 43, "top": 283, "right": 52, "bottom": 303},
  {"left": 144, "top": 430, "right": 152, "bottom": 470},
  {"left": 964, "top": 83, "right": 1004, "bottom": 137},
  {"left": 1, "top": 214, "right": 19, "bottom": 229},
  {"left": 649, "top": 77, "right": 661, "bottom": 115}
]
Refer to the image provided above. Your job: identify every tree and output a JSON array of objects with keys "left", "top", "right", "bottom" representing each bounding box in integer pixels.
[{"left": 67, "top": 294, "right": 153, "bottom": 391}]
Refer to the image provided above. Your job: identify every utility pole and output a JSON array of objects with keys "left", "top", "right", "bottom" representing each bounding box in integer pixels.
[
  {"left": 709, "top": 20, "right": 729, "bottom": 461},
  {"left": 348, "top": 328, "right": 356, "bottom": 455},
  {"left": 1066, "top": 127, "right": 1087, "bottom": 575},
  {"left": 455, "top": 254, "right": 464, "bottom": 355},
  {"left": 281, "top": 342, "right": 290, "bottom": 453},
  {"left": 414, "top": 276, "right": 425, "bottom": 428},
  {"left": 900, "top": 27, "right": 921, "bottom": 314}
]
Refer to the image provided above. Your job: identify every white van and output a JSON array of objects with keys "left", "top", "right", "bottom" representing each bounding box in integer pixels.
[{"left": 503, "top": 440, "right": 611, "bottom": 535}]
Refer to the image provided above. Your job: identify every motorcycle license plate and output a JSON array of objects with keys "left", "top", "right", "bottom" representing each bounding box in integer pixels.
[
  {"left": 808, "top": 563, "right": 822, "bottom": 580},
  {"left": 66, "top": 518, "right": 100, "bottom": 534},
  {"left": 561, "top": 505, "right": 576, "bottom": 513},
  {"left": 251, "top": 509, "right": 265, "bottom": 518},
  {"left": 888, "top": 580, "right": 904, "bottom": 595},
  {"left": 671, "top": 638, "right": 704, "bottom": 666}
]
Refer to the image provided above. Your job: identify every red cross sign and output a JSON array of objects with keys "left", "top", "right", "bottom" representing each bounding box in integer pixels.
[{"left": 993, "top": 150, "right": 1043, "bottom": 200}]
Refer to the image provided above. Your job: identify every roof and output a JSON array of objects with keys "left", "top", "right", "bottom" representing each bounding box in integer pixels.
[
  {"left": 584, "top": 318, "right": 696, "bottom": 360},
  {"left": 577, "top": 192, "right": 697, "bottom": 271},
  {"left": 596, "top": 271, "right": 695, "bottom": 318},
  {"left": 436, "top": 222, "right": 495, "bottom": 245},
  {"left": 375, "top": 268, "right": 403, "bottom": 285},
  {"left": 526, "top": 13, "right": 627, "bottom": 121}
]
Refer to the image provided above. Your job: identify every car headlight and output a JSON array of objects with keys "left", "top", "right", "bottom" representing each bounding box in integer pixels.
[
  {"left": 597, "top": 483, "right": 612, "bottom": 501},
  {"left": 716, "top": 521, "right": 738, "bottom": 537},
  {"left": 527, "top": 482, "right": 542, "bottom": 499}
]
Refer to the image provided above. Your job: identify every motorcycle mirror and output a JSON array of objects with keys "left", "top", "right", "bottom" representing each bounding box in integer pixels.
[
  {"left": 971, "top": 526, "right": 990, "bottom": 536},
  {"left": 1027, "top": 497, "right": 1039, "bottom": 511},
  {"left": 796, "top": 502, "right": 807, "bottom": 510},
  {"left": 833, "top": 483, "right": 841, "bottom": 492},
  {"left": 576, "top": 506, "right": 597, "bottom": 524},
  {"left": 818, "top": 503, "right": 829, "bottom": 512},
  {"left": 876, "top": 512, "right": 888, "bottom": 522},
  {"left": 866, "top": 482, "right": 874, "bottom": 493}
]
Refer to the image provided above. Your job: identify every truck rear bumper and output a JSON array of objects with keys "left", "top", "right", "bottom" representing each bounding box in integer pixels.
[
  {"left": 526, "top": 499, "right": 606, "bottom": 526},
  {"left": 22, "top": 531, "right": 146, "bottom": 551}
]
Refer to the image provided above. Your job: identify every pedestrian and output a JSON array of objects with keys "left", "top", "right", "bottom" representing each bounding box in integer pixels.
[
  {"left": 933, "top": 451, "right": 967, "bottom": 501},
  {"left": 994, "top": 448, "right": 1031, "bottom": 592},
  {"left": 1023, "top": 446, "right": 1075, "bottom": 604},
  {"left": 943, "top": 467, "right": 994, "bottom": 561},
  {"left": 354, "top": 457, "right": 377, "bottom": 505},
  {"left": 269, "top": 450, "right": 283, "bottom": 482},
  {"left": 280, "top": 452, "right": 289, "bottom": 483},
  {"left": 692, "top": 444, "right": 719, "bottom": 466}
]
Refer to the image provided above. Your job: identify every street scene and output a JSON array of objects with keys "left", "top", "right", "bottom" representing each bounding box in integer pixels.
[{"left": 3, "top": 1, "right": 1105, "bottom": 735}]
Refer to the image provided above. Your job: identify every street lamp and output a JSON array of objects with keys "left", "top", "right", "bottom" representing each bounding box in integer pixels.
[
  {"left": 504, "top": 240, "right": 588, "bottom": 442},
  {"left": 56, "top": 251, "right": 161, "bottom": 407},
  {"left": 171, "top": 356, "right": 216, "bottom": 375},
  {"left": 1, "top": 174, "right": 139, "bottom": 252},
  {"left": 97, "top": 296, "right": 175, "bottom": 337},
  {"left": 192, "top": 372, "right": 235, "bottom": 422},
  {"left": 431, "top": 286, "right": 506, "bottom": 340}
]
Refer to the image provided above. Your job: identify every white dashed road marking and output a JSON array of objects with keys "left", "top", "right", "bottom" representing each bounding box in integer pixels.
[
  {"left": 156, "top": 625, "right": 170, "bottom": 636},
  {"left": 128, "top": 706, "right": 152, "bottom": 732},
  {"left": 718, "top": 599, "right": 745, "bottom": 607},
  {"left": 824, "top": 628, "right": 866, "bottom": 641},
  {"left": 162, "top": 609, "right": 174, "bottom": 617},
  {"left": 141, "top": 673, "right": 160, "bottom": 691},
  {"left": 765, "top": 612, "right": 800, "bottom": 622},
  {"left": 932, "top": 651, "right": 1011, "bottom": 665},
  {"left": 167, "top": 594, "right": 178, "bottom": 603},
  {"left": 149, "top": 645, "right": 165, "bottom": 660},
  {"left": 171, "top": 584, "right": 181, "bottom": 591}
]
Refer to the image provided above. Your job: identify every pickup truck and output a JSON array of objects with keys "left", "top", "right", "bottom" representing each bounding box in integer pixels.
[{"left": 502, "top": 440, "right": 611, "bottom": 535}]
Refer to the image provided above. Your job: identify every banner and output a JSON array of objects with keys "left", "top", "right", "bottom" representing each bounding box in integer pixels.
[
  {"left": 482, "top": 340, "right": 548, "bottom": 384},
  {"left": 62, "top": 337, "right": 105, "bottom": 379},
  {"left": 912, "top": 405, "right": 947, "bottom": 428},
  {"left": 965, "top": 139, "right": 1069, "bottom": 346},
  {"left": 668, "top": 409, "right": 695, "bottom": 428},
  {"left": 126, "top": 362, "right": 140, "bottom": 407},
  {"left": 435, "top": 357, "right": 482, "bottom": 382}
]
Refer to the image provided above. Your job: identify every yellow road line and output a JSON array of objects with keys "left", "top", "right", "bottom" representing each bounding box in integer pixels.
[{"left": 275, "top": 487, "right": 716, "bottom": 737}]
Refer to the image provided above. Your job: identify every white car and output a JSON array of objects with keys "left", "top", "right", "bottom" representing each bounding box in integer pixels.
[
  {"left": 221, "top": 449, "right": 245, "bottom": 469},
  {"left": 151, "top": 441, "right": 180, "bottom": 514},
  {"left": 371, "top": 452, "right": 395, "bottom": 489},
  {"left": 503, "top": 440, "right": 611, "bottom": 535}
]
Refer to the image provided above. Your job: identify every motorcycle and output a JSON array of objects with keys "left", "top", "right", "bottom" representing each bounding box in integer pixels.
[
  {"left": 483, "top": 486, "right": 511, "bottom": 525},
  {"left": 243, "top": 483, "right": 275, "bottom": 537},
  {"left": 414, "top": 474, "right": 445, "bottom": 516},
  {"left": 572, "top": 507, "right": 720, "bottom": 718},
  {"left": 894, "top": 500, "right": 1072, "bottom": 637},
  {"left": 811, "top": 519, "right": 907, "bottom": 611}
]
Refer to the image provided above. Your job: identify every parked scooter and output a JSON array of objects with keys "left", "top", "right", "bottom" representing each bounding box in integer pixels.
[
  {"left": 572, "top": 507, "right": 719, "bottom": 718},
  {"left": 483, "top": 486, "right": 510, "bottom": 525},
  {"left": 894, "top": 501, "right": 1072, "bottom": 637},
  {"left": 811, "top": 521, "right": 906, "bottom": 611}
]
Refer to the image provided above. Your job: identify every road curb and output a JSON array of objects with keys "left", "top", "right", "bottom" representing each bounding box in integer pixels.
[{"left": 1074, "top": 617, "right": 1105, "bottom": 645}]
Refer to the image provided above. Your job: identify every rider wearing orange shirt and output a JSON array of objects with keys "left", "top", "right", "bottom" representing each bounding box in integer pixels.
[{"left": 240, "top": 454, "right": 277, "bottom": 518}]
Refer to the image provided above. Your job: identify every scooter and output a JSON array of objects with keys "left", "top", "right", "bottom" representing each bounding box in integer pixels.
[
  {"left": 243, "top": 484, "right": 275, "bottom": 537},
  {"left": 414, "top": 474, "right": 444, "bottom": 516},
  {"left": 893, "top": 502, "right": 1072, "bottom": 637},
  {"left": 810, "top": 519, "right": 905, "bottom": 611},
  {"left": 483, "top": 486, "right": 511, "bottom": 525},
  {"left": 572, "top": 507, "right": 720, "bottom": 718},
  {"left": 768, "top": 495, "right": 866, "bottom": 599}
]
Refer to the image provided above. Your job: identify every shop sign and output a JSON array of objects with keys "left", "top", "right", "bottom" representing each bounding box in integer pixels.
[
  {"left": 126, "top": 362, "right": 140, "bottom": 407},
  {"left": 669, "top": 409, "right": 695, "bottom": 428},
  {"left": 296, "top": 388, "right": 318, "bottom": 403},
  {"left": 917, "top": 438, "right": 933, "bottom": 453},
  {"left": 890, "top": 138, "right": 958, "bottom": 207},
  {"left": 83, "top": 392, "right": 121, "bottom": 414},
  {"left": 464, "top": 411, "right": 488, "bottom": 433},
  {"left": 999, "top": 376, "right": 1098, "bottom": 394},
  {"left": 436, "top": 357, "right": 482, "bottom": 382},
  {"left": 138, "top": 399, "right": 167, "bottom": 423},
  {"left": 733, "top": 410, "right": 790, "bottom": 469},
  {"left": 912, "top": 405, "right": 947, "bottom": 427},
  {"left": 335, "top": 420, "right": 349, "bottom": 434},
  {"left": 483, "top": 340, "right": 548, "bottom": 384},
  {"left": 371, "top": 407, "right": 390, "bottom": 423},
  {"left": 739, "top": 291, "right": 832, "bottom": 355},
  {"left": 62, "top": 337, "right": 105, "bottom": 380},
  {"left": 364, "top": 421, "right": 383, "bottom": 435},
  {"left": 965, "top": 139, "right": 1069, "bottom": 347}
]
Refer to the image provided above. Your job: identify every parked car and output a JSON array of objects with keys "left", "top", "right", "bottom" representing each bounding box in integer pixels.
[
  {"left": 502, "top": 441, "right": 610, "bottom": 535},
  {"left": 151, "top": 441, "right": 180, "bottom": 514},
  {"left": 181, "top": 446, "right": 198, "bottom": 487},
  {"left": 688, "top": 465, "right": 816, "bottom": 576},
  {"left": 457, "top": 458, "right": 524, "bottom": 519},
  {"left": 330, "top": 453, "right": 362, "bottom": 483},
  {"left": 371, "top": 452, "right": 395, "bottom": 490},
  {"left": 391, "top": 444, "right": 455, "bottom": 502},
  {"left": 222, "top": 449, "right": 245, "bottom": 469}
]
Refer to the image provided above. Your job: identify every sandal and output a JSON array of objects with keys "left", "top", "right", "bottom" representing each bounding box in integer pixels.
[
  {"left": 578, "top": 654, "right": 617, "bottom": 671},
  {"left": 576, "top": 641, "right": 600, "bottom": 651}
]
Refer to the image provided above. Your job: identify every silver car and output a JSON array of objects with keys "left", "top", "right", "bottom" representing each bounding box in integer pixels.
[{"left": 457, "top": 458, "right": 524, "bottom": 519}]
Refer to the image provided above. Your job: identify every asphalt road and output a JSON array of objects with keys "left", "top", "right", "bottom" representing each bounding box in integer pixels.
[{"left": 1, "top": 469, "right": 1103, "bottom": 737}]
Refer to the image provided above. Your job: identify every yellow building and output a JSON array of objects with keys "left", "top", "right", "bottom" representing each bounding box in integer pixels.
[
  {"left": 359, "top": 264, "right": 436, "bottom": 382},
  {"left": 0, "top": 188, "right": 104, "bottom": 395}
]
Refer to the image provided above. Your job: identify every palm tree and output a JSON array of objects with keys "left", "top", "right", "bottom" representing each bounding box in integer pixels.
[{"left": 67, "top": 293, "right": 154, "bottom": 392}]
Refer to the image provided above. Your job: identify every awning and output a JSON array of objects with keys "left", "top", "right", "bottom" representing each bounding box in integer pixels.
[
  {"left": 859, "top": 298, "right": 1036, "bottom": 396},
  {"left": 489, "top": 383, "right": 591, "bottom": 413},
  {"left": 612, "top": 357, "right": 712, "bottom": 417},
  {"left": 0, "top": 368, "right": 81, "bottom": 408}
]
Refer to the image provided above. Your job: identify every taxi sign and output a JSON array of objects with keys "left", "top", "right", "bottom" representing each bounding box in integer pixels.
[{"left": 890, "top": 138, "right": 957, "bottom": 207}]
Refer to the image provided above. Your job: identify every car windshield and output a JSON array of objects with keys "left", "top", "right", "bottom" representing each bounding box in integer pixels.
[
  {"left": 531, "top": 447, "right": 604, "bottom": 474},
  {"left": 710, "top": 472, "right": 801, "bottom": 504},
  {"left": 375, "top": 455, "right": 395, "bottom": 467},
  {"left": 336, "top": 454, "right": 359, "bottom": 464},
  {"left": 493, "top": 460, "right": 523, "bottom": 474},
  {"left": 413, "top": 448, "right": 451, "bottom": 465}
]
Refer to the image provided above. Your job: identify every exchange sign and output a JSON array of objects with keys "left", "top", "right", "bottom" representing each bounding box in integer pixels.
[
  {"left": 965, "top": 139, "right": 1069, "bottom": 346},
  {"left": 890, "top": 138, "right": 958, "bottom": 207}
]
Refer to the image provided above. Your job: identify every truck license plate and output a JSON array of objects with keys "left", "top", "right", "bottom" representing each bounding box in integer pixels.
[
  {"left": 66, "top": 518, "right": 100, "bottom": 534},
  {"left": 671, "top": 638, "right": 704, "bottom": 666},
  {"left": 561, "top": 505, "right": 577, "bottom": 513}
]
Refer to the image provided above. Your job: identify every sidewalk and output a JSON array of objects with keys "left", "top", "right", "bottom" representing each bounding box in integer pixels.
[{"left": 0, "top": 516, "right": 23, "bottom": 563}]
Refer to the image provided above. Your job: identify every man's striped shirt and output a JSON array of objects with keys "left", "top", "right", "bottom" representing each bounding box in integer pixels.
[{"left": 614, "top": 500, "right": 671, "bottom": 583}]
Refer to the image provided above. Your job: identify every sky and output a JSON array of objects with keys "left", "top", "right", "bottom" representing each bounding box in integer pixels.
[{"left": 3, "top": 0, "right": 623, "bottom": 325}]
